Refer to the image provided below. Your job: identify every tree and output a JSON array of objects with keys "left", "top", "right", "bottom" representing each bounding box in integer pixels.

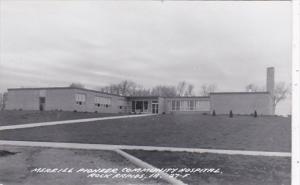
[
  {"left": 151, "top": 85, "right": 177, "bottom": 97},
  {"left": 245, "top": 84, "right": 260, "bottom": 92},
  {"left": 119, "top": 80, "right": 138, "bottom": 96},
  {"left": 185, "top": 84, "right": 194, "bottom": 97},
  {"left": 134, "top": 88, "right": 151, "bottom": 96},
  {"left": 272, "top": 82, "right": 291, "bottom": 112},
  {"left": 245, "top": 83, "right": 266, "bottom": 92},
  {"left": 245, "top": 82, "right": 290, "bottom": 113},
  {"left": 176, "top": 81, "right": 187, "bottom": 96},
  {"left": 200, "top": 84, "right": 217, "bottom": 96},
  {"left": 109, "top": 84, "right": 121, "bottom": 95},
  {"left": 176, "top": 81, "right": 195, "bottom": 97},
  {"left": 99, "top": 80, "right": 146, "bottom": 96},
  {"left": 70, "top": 83, "right": 85, "bottom": 88},
  {"left": 0, "top": 92, "right": 3, "bottom": 110}
]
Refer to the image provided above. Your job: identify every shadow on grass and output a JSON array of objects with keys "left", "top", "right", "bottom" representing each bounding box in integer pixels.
[{"left": 0, "top": 150, "right": 17, "bottom": 157}]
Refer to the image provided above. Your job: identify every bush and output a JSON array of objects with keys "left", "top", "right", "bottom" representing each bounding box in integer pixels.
[
  {"left": 229, "top": 110, "right": 233, "bottom": 118},
  {"left": 0, "top": 150, "right": 16, "bottom": 157}
]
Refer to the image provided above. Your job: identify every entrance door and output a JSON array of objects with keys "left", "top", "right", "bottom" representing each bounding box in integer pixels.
[
  {"left": 39, "top": 97, "right": 45, "bottom": 111},
  {"left": 152, "top": 103, "right": 158, "bottom": 114}
]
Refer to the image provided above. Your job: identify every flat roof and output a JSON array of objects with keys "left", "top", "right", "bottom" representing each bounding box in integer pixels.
[
  {"left": 126, "top": 96, "right": 160, "bottom": 99},
  {"left": 210, "top": 91, "right": 270, "bottom": 95},
  {"left": 127, "top": 96, "right": 209, "bottom": 99},
  {"left": 7, "top": 87, "right": 123, "bottom": 97},
  {"left": 7, "top": 87, "right": 270, "bottom": 98},
  {"left": 165, "top": 96, "right": 209, "bottom": 99}
]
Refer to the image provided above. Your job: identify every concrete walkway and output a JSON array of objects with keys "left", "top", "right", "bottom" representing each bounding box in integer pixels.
[
  {"left": 0, "top": 114, "right": 155, "bottom": 131},
  {"left": 0, "top": 140, "right": 291, "bottom": 157},
  {"left": 115, "top": 149, "right": 187, "bottom": 185}
]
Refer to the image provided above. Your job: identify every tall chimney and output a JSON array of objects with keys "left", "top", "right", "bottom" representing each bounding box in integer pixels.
[{"left": 266, "top": 67, "right": 275, "bottom": 96}]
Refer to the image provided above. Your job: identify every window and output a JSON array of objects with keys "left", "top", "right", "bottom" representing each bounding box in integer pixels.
[
  {"left": 195, "top": 101, "right": 200, "bottom": 110},
  {"left": 39, "top": 97, "right": 45, "bottom": 103},
  {"left": 143, "top": 101, "right": 148, "bottom": 111},
  {"left": 171, "top": 100, "right": 176, "bottom": 111},
  {"left": 95, "top": 96, "right": 111, "bottom": 108},
  {"left": 132, "top": 101, "right": 135, "bottom": 112},
  {"left": 176, "top": 101, "right": 180, "bottom": 111},
  {"left": 95, "top": 97, "right": 101, "bottom": 107},
  {"left": 170, "top": 100, "right": 181, "bottom": 111},
  {"left": 39, "top": 90, "right": 46, "bottom": 97},
  {"left": 181, "top": 100, "right": 188, "bottom": 111},
  {"left": 75, "top": 94, "right": 86, "bottom": 105},
  {"left": 136, "top": 101, "right": 143, "bottom": 110},
  {"left": 106, "top": 98, "right": 111, "bottom": 107},
  {"left": 189, "top": 100, "right": 195, "bottom": 110}
]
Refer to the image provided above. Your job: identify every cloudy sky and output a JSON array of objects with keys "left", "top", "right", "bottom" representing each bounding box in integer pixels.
[{"left": 0, "top": 1, "right": 292, "bottom": 114}]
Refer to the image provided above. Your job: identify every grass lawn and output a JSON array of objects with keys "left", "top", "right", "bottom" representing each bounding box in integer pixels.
[
  {"left": 0, "top": 114, "right": 291, "bottom": 152},
  {"left": 0, "top": 110, "right": 125, "bottom": 126},
  {"left": 0, "top": 146, "right": 169, "bottom": 185},
  {"left": 126, "top": 150, "right": 291, "bottom": 185}
]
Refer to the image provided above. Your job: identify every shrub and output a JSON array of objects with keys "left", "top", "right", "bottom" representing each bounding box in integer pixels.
[
  {"left": 229, "top": 110, "right": 233, "bottom": 118},
  {"left": 0, "top": 150, "right": 17, "bottom": 157}
]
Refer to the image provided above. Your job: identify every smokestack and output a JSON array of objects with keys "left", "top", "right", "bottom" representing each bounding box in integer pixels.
[{"left": 266, "top": 67, "right": 275, "bottom": 96}]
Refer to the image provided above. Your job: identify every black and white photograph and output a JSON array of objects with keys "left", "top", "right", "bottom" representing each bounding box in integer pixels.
[{"left": 0, "top": 0, "right": 297, "bottom": 185}]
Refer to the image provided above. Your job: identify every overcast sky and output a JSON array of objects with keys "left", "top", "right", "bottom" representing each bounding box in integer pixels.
[{"left": 0, "top": 1, "right": 292, "bottom": 114}]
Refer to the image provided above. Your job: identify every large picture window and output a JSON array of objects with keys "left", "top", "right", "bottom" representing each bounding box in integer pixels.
[{"left": 169, "top": 99, "right": 210, "bottom": 111}]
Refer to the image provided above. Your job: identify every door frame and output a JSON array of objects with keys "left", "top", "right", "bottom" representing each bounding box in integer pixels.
[
  {"left": 151, "top": 102, "right": 159, "bottom": 114},
  {"left": 39, "top": 97, "right": 45, "bottom": 111}
]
